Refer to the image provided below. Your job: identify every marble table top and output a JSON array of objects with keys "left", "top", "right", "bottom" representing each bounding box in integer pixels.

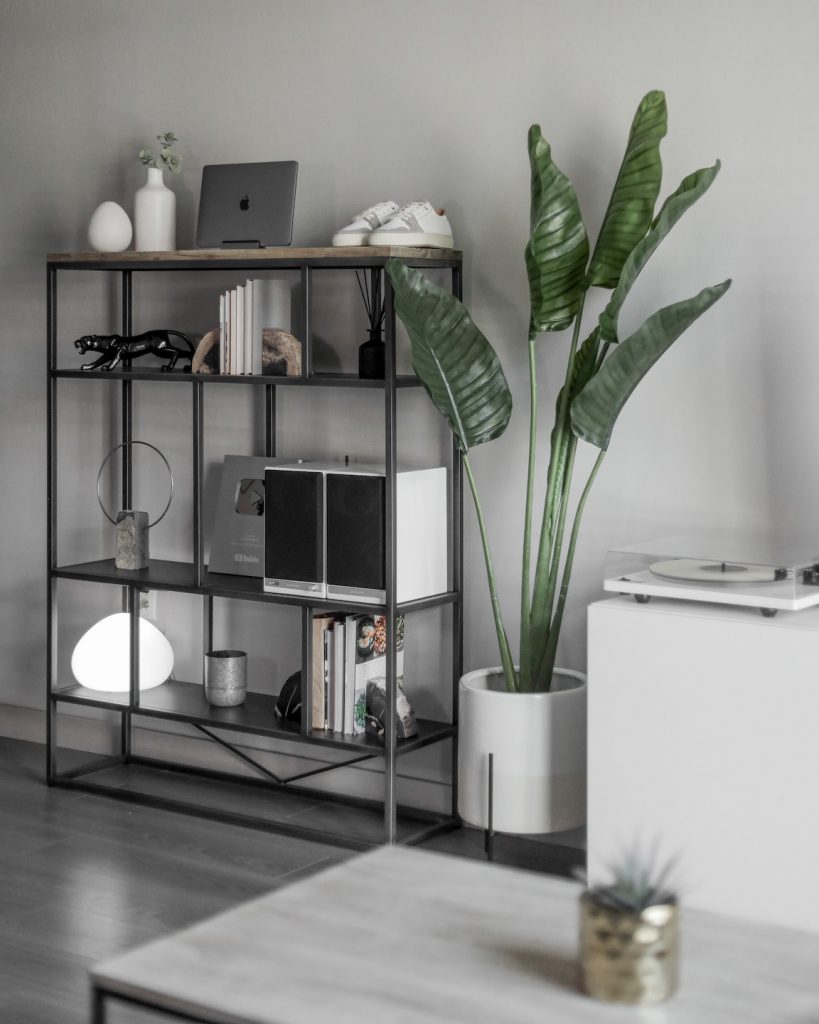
[{"left": 92, "top": 845, "right": 819, "bottom": 1023}]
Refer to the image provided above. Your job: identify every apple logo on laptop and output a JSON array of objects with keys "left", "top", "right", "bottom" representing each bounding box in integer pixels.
[{"left": 239, "top": 194, "right": 250, "bottom": 211}]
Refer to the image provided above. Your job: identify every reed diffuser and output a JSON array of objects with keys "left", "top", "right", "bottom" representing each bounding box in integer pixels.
[{"left": 357, "top": 269, "right": 385, "bottom": 379}]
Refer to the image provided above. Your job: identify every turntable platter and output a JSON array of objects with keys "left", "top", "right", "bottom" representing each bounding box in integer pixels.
[{"left": 649, "top": 558, "right": 780, "bottom": 584}]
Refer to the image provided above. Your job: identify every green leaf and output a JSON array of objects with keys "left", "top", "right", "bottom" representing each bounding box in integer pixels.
[
  {"left": 385, "top": 259, "right": 512, "bottom": 452},
  {"left": 599, "top": 161, "right": 721, "bottom": 343},
  {"left": 571, "top": 280, "right": 731, "bottom": 449},
  {"left": 525, "top": 125, "right": 589, "bottom": 334},
  {"left": 588, "top": 91, "right": 668, "bottom": 288}
]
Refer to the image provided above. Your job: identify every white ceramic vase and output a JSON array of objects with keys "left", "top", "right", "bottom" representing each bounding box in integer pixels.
[
  {"left": 134, "top": 167, "right": 175, "bottom": 251},
  {"left": 458, "top": 666, "right": 587, "bottom": 834}
]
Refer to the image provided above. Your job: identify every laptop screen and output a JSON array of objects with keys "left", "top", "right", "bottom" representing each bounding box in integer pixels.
[{"left": 196, "top": 161, "right": 298, "bottom": 248}]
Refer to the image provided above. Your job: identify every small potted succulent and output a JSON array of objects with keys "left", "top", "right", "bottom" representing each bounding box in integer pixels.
[
  {"left": 580, "top": 849, "right": 679, "bottom": 1004},
  {"left": 135, "top": 131, "right": 182, "bottom": 252}
]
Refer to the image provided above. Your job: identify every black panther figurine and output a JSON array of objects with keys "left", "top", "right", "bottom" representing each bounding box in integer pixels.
[{"left": 74, "top": 329, "right": 195, "bottom": 371}]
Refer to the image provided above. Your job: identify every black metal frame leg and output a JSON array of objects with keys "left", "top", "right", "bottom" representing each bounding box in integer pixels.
[{"left": 484, "top": 751, "right": 495, "bottom": 862}]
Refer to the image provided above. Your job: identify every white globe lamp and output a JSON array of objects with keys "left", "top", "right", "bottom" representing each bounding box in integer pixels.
[{"left": 71, "top": 613, "right": 173, "bottom": 692}]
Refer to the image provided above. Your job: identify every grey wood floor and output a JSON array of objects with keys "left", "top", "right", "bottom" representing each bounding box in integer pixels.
[
  {"left": 0, "top": 737, "right": 582, "bottom": 1024},
  {"left": 0, "top": 738, "right": 351, "bottom": 1023}
]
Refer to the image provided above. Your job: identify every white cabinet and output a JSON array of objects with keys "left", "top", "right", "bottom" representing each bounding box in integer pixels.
[{"left": 588, "top": 595, "right": 819, "bottom": 933}]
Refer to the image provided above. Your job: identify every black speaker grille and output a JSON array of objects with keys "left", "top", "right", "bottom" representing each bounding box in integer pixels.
[
  {"left": 326, "top": 474, "right": 385, "bottom": 590},
  {"left": 264, "top": 470, "right": 323, "bottom": 582}
]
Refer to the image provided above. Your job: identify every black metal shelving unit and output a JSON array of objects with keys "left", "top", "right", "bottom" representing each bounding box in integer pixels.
[{"left": 46, "top": 246, "right": 464, "bottom": 850}]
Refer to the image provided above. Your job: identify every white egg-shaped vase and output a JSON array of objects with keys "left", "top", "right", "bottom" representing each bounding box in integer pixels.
[
  {"left": 458, "top": 666, "right": 587, "bottom": 834},
  {"left": 71, "top": 613, "right": 173, "bottom": 692},
  {"left": 134, "top": 167, "right": 176, "bottom": 251},
  {"left": 87, "top": 201, "right": 132, "bottom": 252}
]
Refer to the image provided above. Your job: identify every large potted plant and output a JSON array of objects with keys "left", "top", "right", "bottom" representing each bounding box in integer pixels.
[{"left": 386, "top": 91, "right": 730, "bottom": 834}]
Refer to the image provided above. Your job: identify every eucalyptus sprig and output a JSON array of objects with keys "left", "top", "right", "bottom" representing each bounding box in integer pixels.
[{"left": 138, "top": 132, "right": 182, "bottom": 175}]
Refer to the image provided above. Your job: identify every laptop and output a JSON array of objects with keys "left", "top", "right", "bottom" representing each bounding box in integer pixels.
[{"left": 196, "top": 161, "right": 298, "bottom": 248}]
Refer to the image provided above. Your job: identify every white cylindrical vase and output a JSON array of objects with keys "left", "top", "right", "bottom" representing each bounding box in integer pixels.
[
  {"left": 458, "top": 666, "right": 587, "bottom": 834},
  {"left": 134, "top": 167, "right": 175, "bottom": 251}
]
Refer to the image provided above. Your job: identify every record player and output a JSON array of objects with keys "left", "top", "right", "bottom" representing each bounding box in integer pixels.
[{"left": 604, "top": 536, "right": 819, "bottom": 616}]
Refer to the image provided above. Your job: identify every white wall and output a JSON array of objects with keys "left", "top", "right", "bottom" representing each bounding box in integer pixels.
[{"left": 1, "top": 1, "right": 816, "bottom": 734}]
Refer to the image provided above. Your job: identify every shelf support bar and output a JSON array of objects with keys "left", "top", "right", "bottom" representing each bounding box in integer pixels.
[
  {"left": 128, "top": 584, "right": 140, "bottom": 713},
  {"left": 282, "top": 751, "right": 378, "bottom": 783},
  {"left": 120, "top": 270, "right": 134, "bottom": 752},
  {"left": 384, "top": 270, "right": 398, "bottom": 845},
  {"left": 451, "top": 263, "right": 464, "bottom": 821},
  {"left": 301, "top": 266, "right": 312, "bottom": 378},
  {"left": 54, "top": 754, "right": 126, "bottom": 783},
  {"left": 46, "top": 265, "right": 59, "bottom": 782},
  {"left": 265, "top": 384, "right": 276, "bottom": 457},
  {"left": 301, "top": 606, "right": 312, "bottom": 736},
  {"left": 193, "top": 724, "right": 285, "bottom": 783},
  {"left": 193, "top": 380, "right": 204, "bottom": 587},
  {"left": 191, "top": 724, "right": 379, "bottom": 785}
]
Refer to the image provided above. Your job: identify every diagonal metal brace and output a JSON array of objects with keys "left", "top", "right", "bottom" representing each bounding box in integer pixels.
[{"left": 192, "top": 723, "right": 380, "bottom": 785}]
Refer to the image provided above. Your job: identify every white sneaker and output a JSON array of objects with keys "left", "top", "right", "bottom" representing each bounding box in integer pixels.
[
  {"left": 368, "top": 201, "right": 454, "bottom": 248},
  {"left": 332, "top": 201, "right": 400, "bottom": 246}
]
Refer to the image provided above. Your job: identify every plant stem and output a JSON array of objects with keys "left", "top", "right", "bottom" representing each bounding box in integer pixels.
[
  {"left": 464, "top": 454, "right": 518, "bottom": 692},
  {"left": 595, "top": 339, "right": 612, "bottom": 373},
  {"left": 537, "top": 448, "right": 606, "bottom": 684},
  {"left": 535, "top": 433, "right": 578, "bottom": 684},
  {"left": 527, "top": 291, "right": 587, "bottom": 685},
  {"left": 525, "top": 424, "right": 568, "bottom": 682},
  {"left": 518, "top": 331, "right": 539, "bottom": 691}
]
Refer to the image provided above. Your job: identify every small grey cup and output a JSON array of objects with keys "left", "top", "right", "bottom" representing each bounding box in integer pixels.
[{"left": 204, "top": 650, "right": 247, "bottom": 707}]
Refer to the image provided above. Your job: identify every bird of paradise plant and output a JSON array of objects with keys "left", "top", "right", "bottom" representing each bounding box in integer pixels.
[{"left": 386, "top": 91, "right": 730, "bottom": 693}]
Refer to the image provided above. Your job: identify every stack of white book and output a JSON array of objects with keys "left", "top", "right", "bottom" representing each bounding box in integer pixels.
[{"left": 218, "top": 278, "right": 291, "bottom": 375}]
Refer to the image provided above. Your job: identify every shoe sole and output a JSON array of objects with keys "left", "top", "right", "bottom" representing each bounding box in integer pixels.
[
  {"left": 331, "top": 231, "right": 370, "bottom": 246},
  {"left": 368, "top": 231, "right": 454, "bottom": 249}
]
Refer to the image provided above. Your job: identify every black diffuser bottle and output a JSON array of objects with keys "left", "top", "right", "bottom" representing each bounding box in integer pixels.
[{"left": 357, "top": 269, "right": 385, "bottom": 380}]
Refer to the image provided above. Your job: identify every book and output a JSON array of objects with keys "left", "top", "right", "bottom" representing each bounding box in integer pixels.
[
  {"left": 215, "top": 278, "right": 295, "bottom": 375},
  {"left": 235, "top": 284, "right": 245, "bottom": 375},
  {"left": 244, "top": 279, "right": 253, "bottom": 375},
  {"left": 343, "top": 619, "right": 358, "bottom": 735},
  {"left": 325, "top": 623, "right": 334, "bottom": 730},
  {"left": 325, "top": 626, "right": 335, "bottom": 733},
  {"left": 349, "top": 614, "right": 405, "bottom": 736},
  {"left": 227, "top": 288, "right": 233, "bottom": 376},
  {"left": 218, "top": 293, "right": 225, "bottom": 375},
  {"left": 333, "top": 619, "right": 345, "bottom": 732},
  {"left": 311, "top": 614, "right": 335, "bottom": 731}
]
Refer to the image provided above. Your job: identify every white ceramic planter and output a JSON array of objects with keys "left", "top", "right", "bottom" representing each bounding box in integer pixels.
[
  {"left": 134, "top": 167, "right": 176, "bottom": 251},
  {"left": 458, "top": 666, "right": 587, "bottom": 834}
]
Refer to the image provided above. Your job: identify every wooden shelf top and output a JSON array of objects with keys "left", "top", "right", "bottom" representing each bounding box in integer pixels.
[{"left": 47, "top": 246, "right": 462, "bottom": 269}]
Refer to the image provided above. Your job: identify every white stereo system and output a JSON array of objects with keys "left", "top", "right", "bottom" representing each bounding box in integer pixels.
[{"left": 263, "top": 462, "right": 448, "bottom": 605}]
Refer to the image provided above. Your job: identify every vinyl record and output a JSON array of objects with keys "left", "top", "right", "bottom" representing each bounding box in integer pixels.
[{"left": 649, "top": 558, "right": 779, "bottom": 584}]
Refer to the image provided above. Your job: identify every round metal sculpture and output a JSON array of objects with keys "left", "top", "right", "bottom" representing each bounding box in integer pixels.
[{"left": 97, "top": 441, "right": 173, "bottom": 570}]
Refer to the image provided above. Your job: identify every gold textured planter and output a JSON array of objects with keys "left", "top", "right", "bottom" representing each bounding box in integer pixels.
[{"left": 580, "top": 893, "right": 679, "bottom": 1004}]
